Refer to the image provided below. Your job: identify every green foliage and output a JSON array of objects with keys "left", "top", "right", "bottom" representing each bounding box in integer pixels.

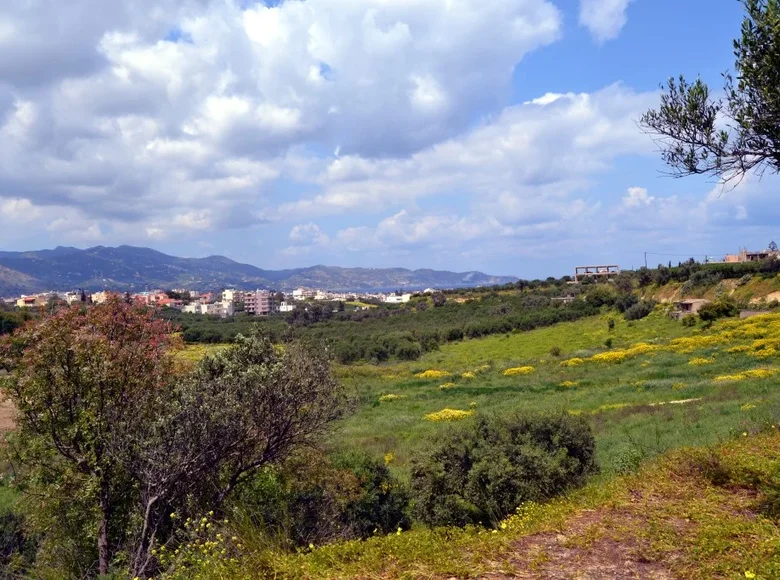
[
  {"left": 641, "top": 0, "right": 780, "bottom": 182},
  {"left": 607, "top": 318, "right": 615, "bottom": 331},
  {"left": 698, "top": 299, "right": 739, "bottom": 322},
  {"left": 232, "top": 450, "right": 410, "bottom": 549},
  {"left": 410, "top": 413, "right": 598, "bottom": 528},
  {"left": 1, "top": 299, "right": 346, "bottom": 578},
  {"left": 681, "top": 314, "right": 697, "bottom": 327},
  {"left": 624, "top": 300, "right": 656, "bottom": 321},
  {"left": 585, "top": 285, "right": 616, "bottom": 308}
]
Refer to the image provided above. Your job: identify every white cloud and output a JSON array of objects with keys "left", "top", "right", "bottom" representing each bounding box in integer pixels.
[
  {"left": 289, "top": 223, "right": 330, "bottom": 246},
  {"left": 280, "top": 84, "right": 658, "bottom": 223},
  {"left": 0, "top": 0, "right": 563, "bottom": 244},
  {"left": 579, "top": 0, "right": 633, "bottom": 44},
  {"left": 622, "top": 186, "right": 655, "bottom": 207}
]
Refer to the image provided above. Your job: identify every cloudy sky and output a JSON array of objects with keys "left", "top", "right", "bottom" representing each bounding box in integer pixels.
[{"left": 0, "top": 0, "right": 773, "bottom": 278}]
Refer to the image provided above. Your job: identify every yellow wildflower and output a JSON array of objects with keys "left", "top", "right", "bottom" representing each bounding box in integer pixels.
[
  {"left": 424, "top": 408, "right": 475, "bottom": 422},
  {"left": 503, "top": 366, "right": 535, "bottom": 376},
  {"left": 415, "top": 369, "right": 451, "bottom": 379}
]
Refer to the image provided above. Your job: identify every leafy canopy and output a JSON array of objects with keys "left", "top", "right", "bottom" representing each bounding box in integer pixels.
[{"left": 640, "top": 0, "right": 780, "bottom": 183}]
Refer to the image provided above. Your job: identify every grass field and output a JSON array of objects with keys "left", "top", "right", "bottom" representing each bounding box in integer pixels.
[{"left": 331, "top": 311, "right": 780, "bottom": 476}]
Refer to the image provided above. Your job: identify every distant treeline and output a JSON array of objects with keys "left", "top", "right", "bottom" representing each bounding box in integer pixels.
[{"left": 163, "top": 294, "right": 598, "bottom": 363}]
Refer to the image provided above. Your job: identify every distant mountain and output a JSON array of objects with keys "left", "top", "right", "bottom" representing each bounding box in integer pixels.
[{"left": 0, "top": 245, "right": 517, "bottom": 296}]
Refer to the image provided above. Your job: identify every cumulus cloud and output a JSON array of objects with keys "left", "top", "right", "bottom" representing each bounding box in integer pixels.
[
  {"left": 579, "top": 0, "right": 633, "bottom": 44},
  {"left": 289, "top": 223, "right": 330, "bottom": 246},
  {"left": 0, "top": 0, "right": 563, "bottom": 246},
  {"left": 280, "top": 84, "right": 658, "bottom": 225},
  {"left": 622, "top": 186, "right": 655, "bottom": 207}
]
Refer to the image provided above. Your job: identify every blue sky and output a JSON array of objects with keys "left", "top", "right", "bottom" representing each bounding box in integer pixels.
[{"left": 0, "top": 0, "right": 774, "bottom": 279}]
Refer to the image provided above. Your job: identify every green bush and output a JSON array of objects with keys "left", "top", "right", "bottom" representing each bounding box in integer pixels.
[
  {"left": 410, "top": 413, "right": 598, "bottom": 528},
  {"left": 697, "top": 299, "right": 739, "bottom": 322},
  {"left": 681, "top": 314, "right": 697, "bottom": 327},
  {"left": 624, "top": 300, "right": 655, "bottom": 321},
  {"left": 233, "top": 450, "right": 410, "bottom": 548}
]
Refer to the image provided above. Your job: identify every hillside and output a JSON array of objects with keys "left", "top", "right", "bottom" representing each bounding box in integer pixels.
[
  {"left": 642, "top": 274, "right": 780, "bottom": 305},
  {"left": 168, "top": 311, "right": 780, "bottom": 578},
  {"left": 0, "top": 246, "right": 517, "bottom": 295}
]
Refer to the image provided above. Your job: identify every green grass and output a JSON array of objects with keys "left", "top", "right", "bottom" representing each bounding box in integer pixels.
[
  {"left": 177, "top": 343, "right": 230, "bottom": 363},
  {"left": 330, "top": 312, "right": 780, "bottom": 476},
  {"left": 415, "top": 312, "right": 689, "bottom": 368},
  {"left": 162, "top": 429, "right": 780, "bottom": 579}
]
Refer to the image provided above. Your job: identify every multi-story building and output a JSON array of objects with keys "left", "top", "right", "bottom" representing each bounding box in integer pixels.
[
  {"left": 16, "top": 294, "right": 48, "bottom": 308},
  {"left": 222, "top": 289, "right": 237, "bottom": 303},
  {"left": 200, "top": 301, "right": 234, "bottom": 318},
  {"left": 244, "top": 290, "right": 275, "bottom": 315},
  {"left": 278, "top": 301, "right": 295, "bottom": 313},
  {"left": 292, "top": 288, "right": 316, "bottom": 301}
]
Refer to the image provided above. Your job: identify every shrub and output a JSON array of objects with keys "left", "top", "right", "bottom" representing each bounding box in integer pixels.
[
  {"left": 585, "top": 286, "right": 616, "bottom": 308},
  {"left": 614, "top": 294, "right": 638, "bottom": 313},
  {"left": 233, "top": 450, "right": 411, "bottom": 548},
  {"left": 698, "top": 299, "right": 739, "bottom": 322},
  {"left": 549, "top": 345, "right": 562, "bottom": 357},
  {"left": 681, "top": 314, "right": 697, "bottom": 327},
  {"left": 624, "top": 300, "right": 655, "bottom": 321},
  {"left": 607, "top": 318, "right": 616, "bottom": 331},
  {"left": 410, "top": 413, "right": 598, "bottom": 527},
  {"left": 604, "top": 338, "right": 613, "bottom": 349}
]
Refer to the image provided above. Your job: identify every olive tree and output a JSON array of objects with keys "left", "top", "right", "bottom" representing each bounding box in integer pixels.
[
  {"left": 640, "top": 1, "right": 780, "bottom": 183},
  {"left": 1, "top": 296, "right": 347, "bottom": 578}
]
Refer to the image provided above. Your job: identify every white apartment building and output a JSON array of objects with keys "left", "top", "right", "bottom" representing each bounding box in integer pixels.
[
  {"left": 292, "top": 288, "right": 316, "bottom": 301},
  {"left": 278, "top": 301, "right": 295, "bottom": 313},
  {"left": 384, "top": 293, "right": 412, "bottom": 304},
  {"left": 200, "top": 301, "right": 234, "bottom": 318},
  {"left": 182, "top": 303, "right": 200, "bottom": 314},
  {"left": 244, "top": 290, "right": 275, "bottom": 315},
  {"left": 222, "top": 289, "right": 237, "bottom": 303}
]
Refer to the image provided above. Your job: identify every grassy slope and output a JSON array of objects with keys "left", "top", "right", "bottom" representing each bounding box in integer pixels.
[
  {"left": 167, "top": 311, "right": 780, "bottom": 578},
  {"left": 170, "top": 430, "right": 780, "bottom": 579},
  {"left": 332, "top": 311, "right": 780, "bottom": 474},
  {"left": 643, "top": 274, "right": 780, "bottom": 304}
]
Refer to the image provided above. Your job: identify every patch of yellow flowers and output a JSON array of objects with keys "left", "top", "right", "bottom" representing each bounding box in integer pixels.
[
  {"left": 559, "top": 381, "right": 578, "bottom": 388},
  {"left": 688, "top": 357, "right": 714, "bottom": 366},
  {"left": 415, "top": 369, "right": 451, "bottom": 379},
  {"left": 438, "top": 382, "right": 457, "bottom": 391},
  {"left": 560, "top": 357, "right": 584, "bottom": 367},
  {"left": 379, "top": 393, "right": 403, "bottom": 402},
  {"left": 461, "top": 371, "right": 477, "bottom": 379},
  {"left": 714, "top": 368, "right": 778, "bottom": 382},
  {"left": 503, "top": 366, "right": 535, "bottom": 376},
  {"left": 424, "top": 408, "right": 475, "bottom": 422}
]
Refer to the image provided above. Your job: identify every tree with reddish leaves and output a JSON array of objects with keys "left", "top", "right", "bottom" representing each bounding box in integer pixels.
[
  {"left": 1, "top": 294, "right": 346, "bottom": 578},
  {"left": 0, "top": 295, "right": 180, "bottom": 577}
]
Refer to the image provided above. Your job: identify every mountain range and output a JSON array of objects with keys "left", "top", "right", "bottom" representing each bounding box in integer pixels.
[{"left": 0, "top": 246, "right": 518, "bottom": 296}]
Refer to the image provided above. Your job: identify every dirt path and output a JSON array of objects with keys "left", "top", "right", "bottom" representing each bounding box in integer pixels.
[{"left": 481, "top": 507, "right": 679, "bottom": 579}]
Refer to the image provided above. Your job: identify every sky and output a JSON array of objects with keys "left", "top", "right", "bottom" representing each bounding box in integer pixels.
[{"left": 0, "top": 0, "right": 774, "bottom": 279}]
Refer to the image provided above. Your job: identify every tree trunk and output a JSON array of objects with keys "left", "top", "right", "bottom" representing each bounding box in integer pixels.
[{"left": 98, "top": 478, "right": 111, "bottom": 576}]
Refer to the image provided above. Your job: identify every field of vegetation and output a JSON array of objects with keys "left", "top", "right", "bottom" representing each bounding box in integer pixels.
[
  {"left": 150, "top": 309, "right": 780, "bottom": 579},
  {"left": 4, "top": 267, "right": 780, "bottom": 578},
  {"left": 332, "top": 311, "right": 780, "bottom": 475}
]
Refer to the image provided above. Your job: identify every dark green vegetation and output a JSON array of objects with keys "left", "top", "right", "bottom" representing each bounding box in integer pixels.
[
  {"left": 410, "top": 413, "right": 597, "bottom": 527},
  {"left": 0, "top": 298, "right": 347, "bottom": 578},
  {"left": 641, "top": 0, "right": 780, "bottom": 183},
  {"left": 0, "top": 245, "right": 516, "bottom": 295}
]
